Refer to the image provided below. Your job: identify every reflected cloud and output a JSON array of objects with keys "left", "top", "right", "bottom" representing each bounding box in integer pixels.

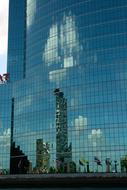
[
  {"left": 49, "top": 68, "right": 66, "bottom": 85},
  {"left": 88, "top": 129, "right": 103, "bottom": 147},
  {"left": 64, "top": 56, "right": 74, "bottom": 68},
  {"left": 60, "top": 12, "right": 81, "bottom": 59},
  {"left": 27, "top": 0, "right": 36, "bottom": 29},
  {"left": 0, "top": 128, "right": 10, "bottom": 147},
  {"left": 43, "top": 11, "right": 83, "bottom": 84},
  {"left": 42, "top": 11, "right": 98, "bottom": 85},
  {"left": 15, "top": 95, "right": 33, "bottom": 115},
  {"left": 70, "top": 98, "right": 78, "bottom": 107},
  {"left": 73, "top": 115, "right": 87, "bottom": 135},
  {"left": 43, "top": 24, "right": 59, "bottom": 65}
]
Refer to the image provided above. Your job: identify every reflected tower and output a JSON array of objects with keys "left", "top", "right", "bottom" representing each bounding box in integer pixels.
[
  {"left": 54, "top": 89, "right": 72, "bottom": 172},
  {"left": 36, "top": 139, "right": 50, "bottom": 172}
]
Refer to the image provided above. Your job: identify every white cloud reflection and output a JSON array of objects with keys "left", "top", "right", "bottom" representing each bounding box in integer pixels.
[
  {"left": 43, "top": 11, "right": 98, "bottom": 85},
  {"left": 43, "top": 24, "right": 59, "bottom": 65},
  {"left": 73, "top": 115, "right": 87, "bottom": 135},
  {"left": 27, "top": 0, "right": 36, "bottom": 29},
  {"left": 49, "top": 68, "right": 66, "bottom": 85},
  {"left": 88, "top": 129, "right": 103, "bottom": 147},
  {"left": 15, "top": 95, "right": 33, "bottom": 115},
  {"left": 43, "top": 12, "right": 82, "bottom": 84},
  {"left": 0, "top": 128, "right": 10, "bottom": 147}
]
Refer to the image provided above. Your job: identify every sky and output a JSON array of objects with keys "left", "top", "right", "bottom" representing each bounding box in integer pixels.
[{"left": 0, "top": 0, "right": 9, "bottom": 75}]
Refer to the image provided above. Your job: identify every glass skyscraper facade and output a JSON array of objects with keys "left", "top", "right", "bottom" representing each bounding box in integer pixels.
[{"left": 0, "top": 0, "right": 127, "bottom": 174}]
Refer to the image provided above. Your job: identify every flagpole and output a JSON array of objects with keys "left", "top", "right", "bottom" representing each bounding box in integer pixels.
[
  {"left": 97, "top": 164, "right": 98, "bottom": 172},
  {"left": 87, "top": 162, "right": 89, "bottom": 173},
  {"left": 84, "top": 166, "right": 86, "bottom": 173}
]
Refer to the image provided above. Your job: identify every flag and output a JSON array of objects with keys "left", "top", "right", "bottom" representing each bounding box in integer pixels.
[
  {"left": 79, "top": 160, "right": 84, "bottom": 166},
  {"left": 94, "top": 156, "right": 102, "bottom": 165},
  {"left": 79, "top": 159, "right": 88, "bottom": 166},
  {"left": 105, "top": 158, "right": 111, "bottom": 165}
]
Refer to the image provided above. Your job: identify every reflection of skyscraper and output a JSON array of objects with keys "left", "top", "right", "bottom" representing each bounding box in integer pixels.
[
  {"left": 36, "top": 139, "right": 50, "bottom": 172},
  {"left": 54, "top": 89, "right": 72, "bottom": 171}
]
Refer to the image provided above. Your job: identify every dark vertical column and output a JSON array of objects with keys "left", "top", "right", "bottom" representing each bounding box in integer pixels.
[
  {"left": 10, "top": 97, "right": 14, "bottom": 146},
  {"left": 23, "top": 0, "right": 27, "bottom": 79},
  {"left": 10, "top": 97, "right": 14, "bottom": 173}
]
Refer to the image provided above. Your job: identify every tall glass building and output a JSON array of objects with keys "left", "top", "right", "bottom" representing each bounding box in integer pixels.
[{"left": 1, "top": 0, "right": 127, "bottom": 174}]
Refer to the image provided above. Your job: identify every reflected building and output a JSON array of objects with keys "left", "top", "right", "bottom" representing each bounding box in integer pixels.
[
  {"left": 54, "top": 89, "right": 72, "bottom": 172},
  {"left": 0, "top": 0, "right": 127, "bottom": 174},
  {"left": 10, "top": 142, "right": 29, "bottom": 174},
  {"left": 36, "top": 139, "right": 50, "bottom": 172}
]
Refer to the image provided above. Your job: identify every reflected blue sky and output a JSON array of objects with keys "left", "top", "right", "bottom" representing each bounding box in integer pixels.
[
  {"left": 11, "top": 0, "right": 127, "bottom": 172},
  {"left": 0, "top": 0, "right": 9, "bottom": 74},
  {"left": 1, "top": 0, "right": 127, "bottom": 173}
]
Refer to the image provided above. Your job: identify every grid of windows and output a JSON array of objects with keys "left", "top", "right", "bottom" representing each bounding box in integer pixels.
[
  {"left": 0, "top": 85, "right": 11, "bottom": 174},
  {"left": 2, "top": 0, "right": 127, "bottom": 174},
  {"left": 7, "top": 0, "right": 26, "bottom": 81}
]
